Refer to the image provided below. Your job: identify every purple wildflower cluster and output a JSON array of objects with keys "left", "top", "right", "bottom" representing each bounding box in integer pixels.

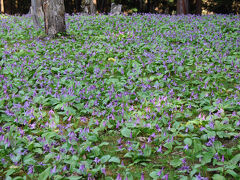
[{"left": 0, "top": 13, "right": 239, "bottom": 179}]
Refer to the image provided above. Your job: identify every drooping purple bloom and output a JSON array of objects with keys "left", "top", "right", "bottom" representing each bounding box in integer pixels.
[
  {"left": 79, "top": 164, "right": 85, "bottom": 173},
  {"left": 94, "top": 157, "right": 100, "bottom": 164},
  {"left": 162, "top": 173, "right": 169, "bottom": 180},
  {"left": 116, "top": 173, "right": 122, "bottom": 180},
  {"left": 51, "top": 166, "right": 56, "bottom": 174},
  {"left": 101, "top": 168, "right": 106, "bottom": 175},
  {"left": 157, "top": 145, "right": 162, "bottom": 153},
  {"left": 195, "top": 173, "right": 208, "bottom": 180},
  {"left": 27, "top": 165, "right": 34, "bottom": 174},
  {"left": 184, "top": 144, "right": 189, "bottom": 150}
]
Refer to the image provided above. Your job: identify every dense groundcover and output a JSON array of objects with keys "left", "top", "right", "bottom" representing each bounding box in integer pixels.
[{"left": 0, "top": 14, "right": 240, "bottom": 179}]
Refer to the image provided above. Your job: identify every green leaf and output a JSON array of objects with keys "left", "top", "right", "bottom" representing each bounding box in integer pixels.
[
  {"left": 229, "top": 154, "right": 240, "bottom": 165},
  {"left": 212, "top": 174, "right": 226, "bottom": 180},
  {"left": 105, "top": 177, "right": 114, "bottom": 180},
  {"left": 13, "top": 177, "right": 26, "bottom": 180},
  {"left": 170, "top": 159, "right": 182, "bottom": 168},
  {"left": 149, "top": 169, "right": 161, "bottom": 179},
  {"left": 67, "top": 176, "right": 81, "bottom": 180},
  {"left": 143, "top": 145, "right": 152, "bottom": 157},
  {"left": 100, "top": 155, "right": 111, "bottom": 163},
  {"left": 99, "top": 142, "right": 109, "bottom": 147},
  {"left": 226, "top": 169, "right": 240, "bottom": 178},
  {"left": 87, "top": 135, "right": 98, "bottom": 142},
  {"left": 121, "top": 128, "right": 131, "bottom": 138},
  {"left": 6, "top": 168, "right": 16, "bottom": 177},
  {"left": 184, "top": 138, "right": 192, "bottom": 146},
  {"left": 124, "top": 172, "right": 133, "bottom": 180},
  {"left": 179, "top": 176, "right": 188, "bottom": 180},
  {"left": 38, "top": 167, "right": 51, "bottom": 180},
  {"left": 201, "top": 152, "right": 214, "bottom": 165},
  {"left": 54, "top": 175, "right": 64, "bottom": 180},
  {"left": 193, "top": 139, "right": 202, "bottom": 153},
  {"left": 109, "top": 157, "right": 120, "bottom": 163},
  {"left": 42, "top": 132, "right": 58, "bottom": 141}
]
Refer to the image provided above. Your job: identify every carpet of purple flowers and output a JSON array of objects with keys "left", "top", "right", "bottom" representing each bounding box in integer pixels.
[{"left": 0, "top": 13, "right": 240, "bottom": 179}]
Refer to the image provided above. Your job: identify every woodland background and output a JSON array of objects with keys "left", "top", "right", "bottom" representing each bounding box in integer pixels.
[{"left": 0, "top": 0, "right": 239, "bottom": 15}]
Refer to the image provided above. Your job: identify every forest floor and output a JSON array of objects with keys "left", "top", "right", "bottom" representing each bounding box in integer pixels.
[{"left": 0, "top": 14, "right": 240, "bottom": 179}]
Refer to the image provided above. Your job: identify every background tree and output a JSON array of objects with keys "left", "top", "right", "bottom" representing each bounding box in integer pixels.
[
  {"left": 2, "top": 0, "right": 240, "bottom": 15},
  {"left": 1, "top": 0, "right": 4, "bottom": 13},
  {"left": 177, "top": 0, "right": 189, "bottom": 14},
  {"left": 203, "top": 0, "right": 239, "bottom": 14},
  {"left": 42, "top": 0, "right": 66, "bottom": 37},
  {"left": 196, "top": 0, "right": 202, "bottom": 15},
  {"left": 75, "top": 0, "right": 82, "bottom": 12},
  {"left": 31, "top": 0, "right": 43, "bottom": 29}
]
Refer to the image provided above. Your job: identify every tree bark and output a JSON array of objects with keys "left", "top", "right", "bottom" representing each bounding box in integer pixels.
[
  {"left": 42, "top": 0, "right": 66, "bottom": 37},
  {"left": 82, "top": 0, "right": 96, "bottom": 14},
  {"left": 196, "top": 0, "right": 202, "bottom": 15},
  {"left": 75, "top": 0, "right": 82, "bottom": 12},
  {"left": 4, "top": 0, "right": 11, "bottom": 14},
  {"left": 1, "top": 0, "right": 4, "bottom": 13},
  {"left": 177, "top": 0, "right": 189, "bottom": 15},
  {"left": 31, "top": 0, "right": 43, "bottom": 29}
]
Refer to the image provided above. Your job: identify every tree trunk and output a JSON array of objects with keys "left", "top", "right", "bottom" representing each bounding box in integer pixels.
[
  {"left": 139, "top": 0, "right": 143, "bottom": 12},
  {"left": 1, "top": 0, "right": 4, "bottom": 13},
  {"left": 196, "top": 0, "right": 202, "bottom": 15},
  {"left": 89, "top": 0, "right": 96, "bottom": 14},
  {"left": 177, "top": 0, "right": 189, "bottom": 15},
  {"left": 75, "top": 0, "right": 82, "bottom": 12},
  {"left": 31, "top": 0, "right": 43, "bottom": 29},
  {"left": 42, "top": 0, "right": 66, "bottom": 37},
  {"left": 82, "top": 0, "right": 96, "bottom": 14},
  {"left": 4, "top": 0, "right": 11, "bottom": 14}
]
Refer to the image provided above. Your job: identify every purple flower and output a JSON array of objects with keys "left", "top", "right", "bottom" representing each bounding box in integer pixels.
[
  {"left": 162, "top": 173, "right": 168, "bottom": 180},
  {"left": 206, "top": 136, "right": 215, "bottom": 147},
  {"left": 195, "top": 173, "right": 208, "bottom": 180},
  {"left": 141, "top": 173, "right": 144, "bottom": 180},
  {"left": 200, "top": 126, "right": 206, "bottom": 131},
  {"left": 157, "top": 168, "right": 164, "bottom": 176},
  {"left": 236, "top": 120, "right": 240, "bottom": 126},
  {"left": 184, "top": 144, "right": 189, "bottom": 150},
  {"left": 209, "top": 121, "right": 214, "bottom": 129},
  {"left": 88, "top": 173, "right": 93, "bottom": 180},
  {"left": 94, "top": 157, "right": 100, "bottom": 164},
  {"left": 86, "top": 146, "right": 92, "bottom": 152},
  {"left": 116, "top": 173, "right": 122, "bottom": 180},
  {"left": 79, "top": 164, "right": 85, "bottom": 173},
  {"left": 214, "top": 153, "right": 219, "bottom": 160},
  {"left": 157, "top": 145, "right": 162, "bottom": 153},
  {"left": 28, "top": 165, "right": 34, "bottom": 174},
  {"left": 51, "top": 166, "right": 56, "bottom": 174},
  {"left": 1, "top": 158, "right": 6, "bottom": 164},
  {"left": 63, "top": 165, "right": 67, "bottom": 171},
  {"left": 101, "top": 168, "right": 106, "bottom": 175}
]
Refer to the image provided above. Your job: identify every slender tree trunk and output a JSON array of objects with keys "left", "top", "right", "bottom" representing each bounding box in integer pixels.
[
  {"left": 1, "top": 0, "right": 4, "bottom": 13},
  {"left": 42, "top": 0, "right": 66, "bottom": 37},
  {"left": 139, "top": 0, "right": 143, "bottom": 12},
  {"left": 75, "top": 0, "right": 81, "bottom": 12},
  {"left": 4, "top": 0, "right": 11, "bottom": 14},
  {"left": 89, "top": 0, "right": 96, "bottom": 14},
  {"left": 196, "top": 0, "right": 202, "bottom": 15},
  {"left": 177, "top": 0, "right": 189, "bottom": 15},
  {"left": 31, "top": 0, "right": 43, "bottom": 29}
]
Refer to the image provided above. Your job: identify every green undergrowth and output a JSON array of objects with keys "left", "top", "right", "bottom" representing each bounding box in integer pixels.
[{"left": 0, "top": 14, "right": 240, "bottom": 179}]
